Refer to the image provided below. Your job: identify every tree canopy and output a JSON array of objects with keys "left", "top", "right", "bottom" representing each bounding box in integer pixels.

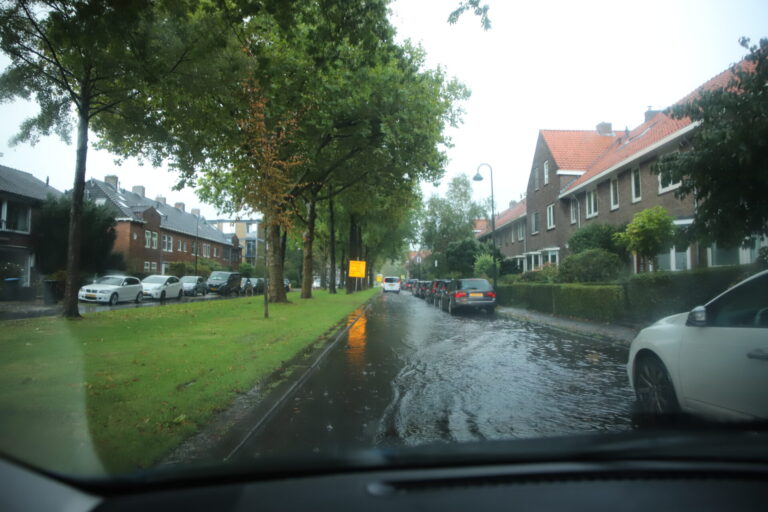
[{"left": 655, "top": 38, "right": 768, "bottom": 247}]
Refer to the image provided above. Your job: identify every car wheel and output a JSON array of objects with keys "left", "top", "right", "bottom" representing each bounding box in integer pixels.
[
  {"left": 177, "top": 290, "right": 183, "bottom": 300},
  {"left": 160, "top": 291, "right": 166, "bottom": 301},
  {"left": 448, "top": 300, "right": 455, "bottom": 315},
  {"left": 135, "top": 293, "right": 143, "bottom": 304},
  {"left": 109, "top": 293, "right": 118, "bottom": 306},
  {"left": 634, "top": 355, "right": 680, "bottom": 416}
]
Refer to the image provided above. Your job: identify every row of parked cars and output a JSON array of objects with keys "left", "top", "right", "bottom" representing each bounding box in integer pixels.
[
  {"left": 78, "top": 271, "right": 288, "bottom": 305},
  {"left": 406, "top": 277, "right": 496, "bottom": 315}
]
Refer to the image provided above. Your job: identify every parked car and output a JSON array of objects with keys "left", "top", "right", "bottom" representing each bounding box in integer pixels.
[
  {"left": 141, "top": 275, "right": 183, "bottom": 301},
  {"left": 240, "top": 278, "right": 254, "bottom": 296},
  {"left": 416, "top": 280, "right": 430, "bottom": 299},
  {"left": 432, "top": 279, "right": 451, "bottom": 307},
  {"left": 207, "top": 271, "right": 241, "bottom": 296},
  {"left": 78, "top": 275, "right": 143, "bottom": 305},
  {"left": 426, "top": 279, "right": 450, "bottom": 304},
  {"left": 627, "top": 269, "right": 768, "bottom": 421},
  {"left": 180, "top": 275, "right": 207, "bottom": 296},
  {"left": 441, "top": 278, "right": 496, "bottom": 315},
  {"left": 382, "top": 276, "right": 401, "bottom": 293}
]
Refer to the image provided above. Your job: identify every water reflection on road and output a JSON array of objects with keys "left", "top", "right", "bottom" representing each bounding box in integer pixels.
[{"left": 236, "top": 291, "right": 634, "bottom": 460}]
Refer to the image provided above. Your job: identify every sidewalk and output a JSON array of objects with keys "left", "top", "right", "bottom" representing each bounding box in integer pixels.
[
  {"left": 496, "top": 305, "right": 639, "bottom": 344},
  {"left": 0, "top": 299, "right": 61, "bottom": 321}
]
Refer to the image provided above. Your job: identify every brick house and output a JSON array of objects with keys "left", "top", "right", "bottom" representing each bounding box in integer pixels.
[
  {"left": 480, "top": 61, "right": 767, "bottom": 272},
  {"left": 85, "top": 176, "right": 238, "bottom": 275},
  {"left": 208, "top": 218, "right": 264, "bottom": 266},
  {"left": 0, "top": 164, "right": 62, "bottom": 286}
]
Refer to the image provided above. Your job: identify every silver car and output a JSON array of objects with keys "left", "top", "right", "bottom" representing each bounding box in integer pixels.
[{"left": 441, "top": 278, "right": 497, "bottom": 315}]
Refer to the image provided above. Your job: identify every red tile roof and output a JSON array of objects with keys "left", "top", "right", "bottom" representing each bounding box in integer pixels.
[
  {"left": 477, "top": 199, "right": 526, "bottom": 237},
  {"left": 540, "top": 130, "right": 617, "bottom": 170}
]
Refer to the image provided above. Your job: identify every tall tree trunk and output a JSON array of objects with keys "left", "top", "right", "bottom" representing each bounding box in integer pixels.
[
  {"left": 346, "top": 215, "right": 358, "bottom": 294},
  {"left": 62, "top": 94, "right": 91, "bottom": 318},
  {"left": 328, "top": 197, "right": 336, "bottom": 294},
  {"left": 301, "top": 197, "right": 317, "bottom": 299},
  {"left": 267, "top": 223, "right": 287, "bottom": 302},
  {"left": 339, "top": 245, "right": 346, "bottom": 289}
]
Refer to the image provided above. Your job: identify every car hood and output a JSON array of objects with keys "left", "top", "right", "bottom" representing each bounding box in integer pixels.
[
  {"left": 142, "top": 283, "right": 165, "bottom": 290},
  {"left": 80, "top": 284, "right": 118, "bottom": 292},
  {"left": 650, "top": 312, "right": 689, "bottom": 328},
  {"left": 181, "top": 283, "right": 196, "bottom": 289}
]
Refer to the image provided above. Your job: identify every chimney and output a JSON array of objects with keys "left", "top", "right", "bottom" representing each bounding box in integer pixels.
[
  {"left": 174, "top": 202, "right": 185, "bottom": 212},
  {"left": 155, "top": 195, "right": 166, "bottom": 205},
  {"left": 132, "top": 185, "right": 145, "bottom": 197},
  {"left": 105, "top": 175, "right": 119, "bottom": 190},
  {"left": 596, "top": 122, "right": 613, "bottom": 136},
  {"left": 644, "top": 107, "right": 662, "bottom": 123},
  {"left": 191, "top": 208, "right": 201, "bottom": 217}
]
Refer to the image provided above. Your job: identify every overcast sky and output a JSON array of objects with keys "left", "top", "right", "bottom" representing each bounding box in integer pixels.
[{"left": 1, "top": 0, "right": 766, "bottom": 219}]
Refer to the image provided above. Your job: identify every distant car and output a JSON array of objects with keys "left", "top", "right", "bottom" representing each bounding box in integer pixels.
[
  {"left": 627, "top": 269, "right": 768, "bottom": 421},
  {"left": 431, "top": 279, "right": 451, "bottom": 307},
  {"left": 207, "top": 271, "right": 241, "bottom": 296},
  {"left": 78, "top": 275, "right": 143, "bottom": 305},
  {"left": 180, "top": 275, "right": 207, "bottom": 296},
  {"left": 382, "top": 276, "right": 401, "bottom": 293},
  {"left": 240, "top": 278, "right": 254, "bottom": 296},
  {"left": 251, "top": 278, "right": 266, "bottom": 295},
  {"left": 416, "top": 280, "right": 430, "bottom": 299},
  {"left": 441, "top": 278, "right": 496, "bottom": 315},
  {"left": 426, "top": 279, "right": 449, "bottom": 304},
  {"left": 141, "top": 275, "right": 183, "bottom": 301}
]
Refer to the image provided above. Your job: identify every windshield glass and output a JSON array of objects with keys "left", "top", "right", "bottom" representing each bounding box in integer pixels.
[
  {"left": 94, "top": 277, "right": 123, "bottom": 286},
  {"left": 0, "top": 0, "right": 766, "bottom": 485}
]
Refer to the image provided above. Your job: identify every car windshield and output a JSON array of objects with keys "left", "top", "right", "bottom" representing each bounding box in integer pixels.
[
  {"left": 142, "top": 276, "right": 167, "bottom": 284},
  {"left": 0, "top": 0, "right": 766, "bottom": 488},
  {"left": 94, "top": 277, "right": 123, "bottom": 286}
]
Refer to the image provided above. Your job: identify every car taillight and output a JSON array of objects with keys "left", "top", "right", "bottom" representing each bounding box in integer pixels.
[
  {"left": 454, "top": 291, "right": 467, "bottom": 298},
  {"left": 486, "top": 291, "right": 496, "bottom": 298}
]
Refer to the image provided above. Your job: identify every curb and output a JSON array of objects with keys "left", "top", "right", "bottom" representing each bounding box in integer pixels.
[{"left": 495, "top": 308, "right": 637, "bottom": 345}]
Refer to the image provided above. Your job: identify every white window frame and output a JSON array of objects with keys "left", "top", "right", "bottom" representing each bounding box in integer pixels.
[
  {"left": 0, "top": 200, "right": 32, "bottom": 234},
  {"left": 657, "top": 246, "right": 691, "bottom": 272},
  {"left": 533, "top": 167, "right": 539, "bottom": 190},
  {"left": 546, "top": 203, "right": 555, "bottom": 230},
  {"left": 531, "top": 212, "right": 540, "bottom": 234},
  {"left": 183, "top": 242, "right": 188, "bottom": 252},
  {"left": 585, "top": 190, "right": 598, "bottom": 219},
  {"left": 543, "top": 161, "right": 550, "bottom": 185},
  {"left": 658, "top": 172, "right": 681, "bottom": 194},
  {"left": 610, "top": 178, "right": 619, "bottom": 210},
  {"left": 631, "top": 168, "right": 642, "bottom": 203},
  {"left": 150, "top": 261, "right": 157, "bottom": 272},
  {"left": 569, "top": 198, "right": 578, "bottom": 224},
  {"left": 517, "top": 220, "right": 525, "bottom": 241},
  {"left": 145, "top": 230, "right": 151, "bottom": 248},
  {"left": 213, "top": 246, "right": 219, "bottom": 258},
  {"left": 152, "top": 232, "right": 158, "bottom": 249},
  {"left": 203, "top": 244, "right": 211, "bottom": 258},
  {"left": 144, "top": 261, "right": 150, "bottom": 272}
]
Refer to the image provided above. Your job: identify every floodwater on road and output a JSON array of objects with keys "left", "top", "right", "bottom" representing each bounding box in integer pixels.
[{"left": 234, "top": 291, "right": 634, "bottom": 461}]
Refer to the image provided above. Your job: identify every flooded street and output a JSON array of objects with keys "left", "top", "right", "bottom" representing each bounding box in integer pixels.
[{"left": 234, "top": 291, "right": 634, "bottom": 461}]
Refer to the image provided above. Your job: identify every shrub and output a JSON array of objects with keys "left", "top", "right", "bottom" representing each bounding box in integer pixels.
[
  {"left": 568, "top": 223, "right": 626, "bottom": 257},
  {"left": 558, "top": 248, "right": 622, "bottom": 283},
  {"left": 495, "top": 282, "right": 625, "bottom": 322},
  {"left": 474, "top": 253, "right": 495, "bottom": 278}
]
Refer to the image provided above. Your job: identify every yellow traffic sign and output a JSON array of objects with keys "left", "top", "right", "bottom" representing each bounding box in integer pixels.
[{"left": 348, "top": 260, "right": 367, "bottom": 278}]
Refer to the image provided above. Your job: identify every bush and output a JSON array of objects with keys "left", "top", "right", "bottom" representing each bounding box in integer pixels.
[
  {"left": 559, "top": 248, "right": 622, "bottom": 283},
  {"left": 495, "top": 282, "right": 625, "bottom": 322},
  {"left": 473, "top": 253, "right": 494, "bottom": 278},
  {"left": 625, "top": 264, "right": 758, "bottom": 322},
  {"left": 568, "top": 223, "right": 626, "bottom": 257}
]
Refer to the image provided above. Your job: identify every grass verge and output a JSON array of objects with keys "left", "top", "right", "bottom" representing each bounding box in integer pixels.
[{"left": 0, "top": 288, "right": 377, "bottom": 475}]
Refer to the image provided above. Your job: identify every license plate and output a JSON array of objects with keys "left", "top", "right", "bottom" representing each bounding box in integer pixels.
[
  {"left": 470, "top": 292, "right": 483, "bottom": 297},
  {"left": 86, "top": 294, "right": 96, "bottom": 299}
]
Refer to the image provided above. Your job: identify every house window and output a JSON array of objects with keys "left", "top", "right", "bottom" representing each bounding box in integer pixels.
[
  {"left": 657, "top": 246, "right": 690, "bottom": 271},
  {"left": 203, "top": 244, "right": 211, "bottom": 258},
  {"left": 178, "top": 240, "right": 183, "bottom": 251},
  {"left": 162, "top": 235, "right": 173, "bottom": 252},
  {"left": 152, "top": 232, "right": 158, "bottom": 249},
  {"left": 570, "top": 198, "right": 578, "bottom": 224},
  {"left": 144, "top": 261, "right": 150, "bottom": 272},
  {"left": 546, "top": 203, "right": 555, "bottom": 230},
  {"left": 610, "top": 178, "right": 619, "bottom": 210},
  {"left": 145, "top": 230, "right": 151, "bottom": 248},
  {"left": 132, "top": 232, "right": 137, "bottom": 241},
  {"left": 517, "top": 220, "right": 524, "bottom": 241},
  {"left": 631, "top": 168, "right": 642, "bottom": 202},
  {"left": 531, "top": 212, "right": 540, "bottom": 234},
  {"left": 533, "top": 167, "right": 539, "bottom": 190},
  {"left": 658, "top": 172, "right": 681, "bottom": 194},
  {"left": 585, "top": 190, "right": 598, "bottom": 218},
  {"left": 213, "top": 247, "right": 219, "bottom": 258},
  {"left": 183, "top": 242, "right": 188, "bottom": 252},
  {"left": 543, "top": 161, "right": 550, "bottom": 185},
  {"left": 1, "top": 200, "right": 31, "bottom": 233},
  {"left": 151, "top": 261, "right": 157, "bottom": 272},
  {"left": 191, "top": 242, "right": 197, "bottom": 256}
]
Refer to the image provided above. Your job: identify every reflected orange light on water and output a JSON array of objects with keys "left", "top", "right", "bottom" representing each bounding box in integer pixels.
[{"left": 346, "top": 314, "right": 368, "bottom": 370}]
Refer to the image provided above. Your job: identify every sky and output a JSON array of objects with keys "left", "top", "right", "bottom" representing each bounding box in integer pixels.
[{"left": 1, "top": 0, "right": 766, "bottom": 219}]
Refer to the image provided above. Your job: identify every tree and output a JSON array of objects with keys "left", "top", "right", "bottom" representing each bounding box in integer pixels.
[
  {"left": 655, "top": 38, "right": 768, "bottom": 247},
  {"left": 0, "top": 1, "right": 237, "bottom": 316},
  {"left": 568, "top": 223, "right": 627, "bottom": 259},
  {"left": 445, "top": 238, "right": 481, "bottom": 277},
  {"left": 473, "top": 252, "right": 494, "bottom": 278},
  {"left": 32, "top": 195, "right": 116, "bottom": 276},
  {"left": 448, "top": 1, "right": 491, "bottom": 30},
  {"left": 613, "top": 206, "right": 674, "bottom": 271},
  {"left": 420, "top": 174, "right": 485, "bottom": 256},
  {"left": 558, "top": 249, "right": 623, "bottom": 283}
]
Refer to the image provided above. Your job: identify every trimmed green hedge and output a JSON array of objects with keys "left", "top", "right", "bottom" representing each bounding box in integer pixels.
[{"left": 496, "top": 264, "right": 760, "bottom": 325}]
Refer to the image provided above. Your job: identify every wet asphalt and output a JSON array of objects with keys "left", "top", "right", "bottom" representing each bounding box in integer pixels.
[{"left": 233, "top": 291, "right": 635, "bottom": 461}]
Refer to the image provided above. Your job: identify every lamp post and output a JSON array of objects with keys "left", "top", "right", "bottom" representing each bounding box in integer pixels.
[{"left": 473, "top": 163, "right": 497, "bottom": 289}]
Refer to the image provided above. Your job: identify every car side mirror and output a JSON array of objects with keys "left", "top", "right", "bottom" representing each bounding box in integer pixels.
[{"left": 686, "top": 305, "right": 707, "bottom": 327}]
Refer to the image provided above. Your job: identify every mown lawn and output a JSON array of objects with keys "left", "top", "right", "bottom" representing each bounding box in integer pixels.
[{"left": 0, "top": 289, "right": 377, "bottom": 475}]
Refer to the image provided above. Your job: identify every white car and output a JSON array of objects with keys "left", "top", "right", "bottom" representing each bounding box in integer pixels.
[
  {"left": 628, "top": 269, "right": 768, "bottom": 422},
  {"left": 78, "top": 275, "right": 143, "bottom": 305},
  {"left": 141, "top": 275, "right": 183, "bottom": 301},
  {"left": 382, "top": 276, "right": 401, "bottom": 293}
]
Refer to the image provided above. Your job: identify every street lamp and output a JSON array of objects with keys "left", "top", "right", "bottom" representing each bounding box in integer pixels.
[{"left": 473, "top": 163, "right": 497, "bottom": 289}]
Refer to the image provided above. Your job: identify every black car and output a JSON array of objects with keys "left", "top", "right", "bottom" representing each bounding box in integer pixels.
[
  {"left": 206, "top": 271, "right": 241, "bottom": 296},
  {"left": 441, "top": 278, "right": 496, "bottom": 315},
  {"left": 251, "top": 277, "right": 266, "bottom": 295}
]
